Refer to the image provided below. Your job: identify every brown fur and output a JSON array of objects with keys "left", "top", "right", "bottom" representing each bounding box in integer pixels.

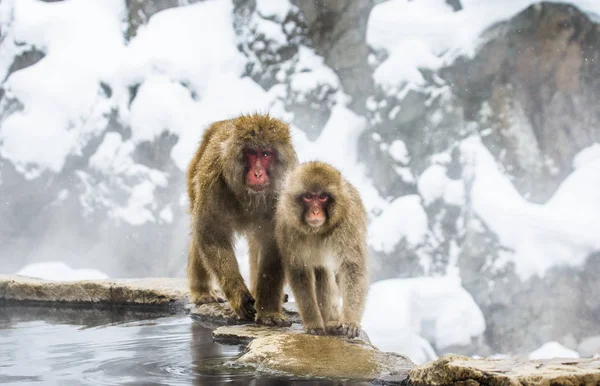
[
  {"left": 187, "top": 113, "right": 297, "bottom": 324},
  {"left": 275, "top": 161, "right": 369, "bottom": 338}
]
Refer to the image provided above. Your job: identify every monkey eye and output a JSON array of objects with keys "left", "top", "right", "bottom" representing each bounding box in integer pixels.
[
  {"left": 302, "top": 193, "right": 314, "bottom": 202},
  {"left": 261, "top": 151, "right": 272, "bottom": 157},
  {"left": 318, "top": 194, "right": 328, "bottom": 202}
]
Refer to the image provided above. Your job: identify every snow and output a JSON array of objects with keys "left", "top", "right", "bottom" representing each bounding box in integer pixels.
[
  {"left": 254, "top": 17, "right": 287, "bottom": 46},
  {"left": 529, "top": 342, "right": 580, "bottom": 360},
  {"left": 0, "top": 0, "right": 124, "bottom": 176},
  {"left": 368, "top": 0, "right": 600, "bottom": 89},
  {"left": 418, "top": 164, "right": 465, "bottom": 206},
  {"left": 369, "top": 195, "right": 428, "bottom": 253},
  {"left": 256, "top": 0, "right": 292, "bottom": 22},
  {"left": 289, "top": 46, "right": 340, "bottom": 95},
  {"left": 462, "top": 136, "right": 600, "bottom": 279},
  {"left": 388, "top": 140, "right": 410, "bottom": 164},
  {"left": 363, "top": 276, "right": 486, "bottom": 364},
  {"left": 17, "top": 262, "right": 109, "bottom": 281},
  {"left": 573, "top": 143, "right": 600, "bottom": 169},
  {"left": 159, "top": 205, "right": 174, "bottom": 224}
]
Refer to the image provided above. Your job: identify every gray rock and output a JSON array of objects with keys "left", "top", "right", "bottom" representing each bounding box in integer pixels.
[{"left": 408, "top": 354, "right": 600, "bottom": 386}]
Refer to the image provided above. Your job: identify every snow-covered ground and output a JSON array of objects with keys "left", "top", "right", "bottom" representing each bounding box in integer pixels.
[
  {"left": 529, "top": 342, "right": 580, "bottom": 360},
  {"left": 362, "top": 276, "right": 485, "bottom": 364},
  {"left": 16, "top": 262, "right": 109, "bottom": 281}
]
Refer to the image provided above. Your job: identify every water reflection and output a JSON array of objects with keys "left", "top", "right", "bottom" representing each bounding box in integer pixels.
[{"left": 0, "top": 308, "right": 365, "bottom": 385}]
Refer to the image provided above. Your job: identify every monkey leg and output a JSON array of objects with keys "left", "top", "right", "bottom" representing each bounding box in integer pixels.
[
  {"left": 197, "top": 231, "right": 256, "bottom": 320},
  {"left": 249, "top": 236, "right": 289, "bottom": 305},
  {"left": 338, "top": 259, "right": 368, "bottom": 339},
  {"left": 187, "top": 237, "right": 225, "bottom": 304},
  {"left": 288, "top": 265, "right": 325, "bottom": 334},
  {"left": 314, "top": 266, "right": 340, "bottom": 325},
  {"left": 247, "top": 237, "right": 260, "bottom": 299},
  {"left": 253, "top": 238, "right": 291, "bottom": 327}
]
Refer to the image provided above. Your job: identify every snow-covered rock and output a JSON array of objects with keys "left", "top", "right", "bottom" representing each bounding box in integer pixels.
[
  {"left": 17, "top": 262, "right": 108, "bottom": 281},
  {"left": 362, "top": 277, "right": 485, "bottom": 364},
  {"left": 529, "top": 342, "right": 580, "bottom": 360}
]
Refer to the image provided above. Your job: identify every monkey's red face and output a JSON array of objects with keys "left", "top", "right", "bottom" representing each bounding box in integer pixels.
[
  {"left": 301, "top": 192, "right": 329, "bottom": 228},
  {"left": 243, "top": 148, "right": 276, "bottom": 192}
]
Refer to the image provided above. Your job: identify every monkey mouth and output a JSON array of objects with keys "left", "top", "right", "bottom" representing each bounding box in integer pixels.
[
  {"left": 307, "top": 218, "right": 325, "bottom": 228},
  {"left": 247, "top": 184, "right": 268, "bottom": 193}
]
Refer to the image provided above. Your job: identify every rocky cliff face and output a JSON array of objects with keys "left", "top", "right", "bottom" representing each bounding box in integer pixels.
[{"left": 1, "top": 0, "right": 599, "bottom": 357}]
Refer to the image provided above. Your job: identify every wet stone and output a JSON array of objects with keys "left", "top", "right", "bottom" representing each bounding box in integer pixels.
[{"left": 213, "top": 324, "right": 414, "bottom": 382}]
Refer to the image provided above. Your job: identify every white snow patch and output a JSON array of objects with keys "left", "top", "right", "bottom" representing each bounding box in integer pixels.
[
  {"left": 529, "top": 342, "right": 580, "bottom": 360},
  {"left": 17, "top": 261, "right": 109, "bottom": 281},
  {"left": 110, "top": 180, "right": 162, "bottom": 226},
  {"left": 159, "top": 205, "right": 174, "bottom": 224},
  {"left": 418, "top": 164, "right": 465, "bottom": 206},
  {"left": 369, "top": 195, "right": 428, "bottom": 253},
  {"left": 256, "top": 0, "right": 291, "bottom": 22},
  {"left": 254, "top": 17, "right": 287, "bottom": 46},
  {"left": 290, "top": 46, "right": 340, "bottom": 95},
  {"left": 389, "top": 140, "right": 410, "bottom": 164},
  {"left": 363, "top": 276, "right": 485, "bottom": 364},
  {"left": 462, "top": 136, "right": 600, "bottom": 279},
  {"left": 573, "top": 143, "right": 600, "bottom": 169}
]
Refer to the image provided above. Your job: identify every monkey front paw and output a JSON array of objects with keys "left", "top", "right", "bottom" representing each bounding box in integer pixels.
[
  {"left": 228, "top": 290, "right": 256, "bottom": 320},
  {"left": 213, "top": 290, "right": 226, "bottom": 303},
  {"left": 306, "top": 327, "right": 326, "bottom": 336},
  {"left": 338, "top": 322, "right": 361, "bottom": 339},
  {"left": 255, "top": 312, "right": 291, "bottom": 327},
  {"left": 190, "top": 290, "right": 226, "bottom": 305}
]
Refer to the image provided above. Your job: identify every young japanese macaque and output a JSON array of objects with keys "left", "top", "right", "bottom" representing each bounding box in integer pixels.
[
  {"left": 275, "top": 161, "right": 369, "bottom": 338},
  {"left": 187, "top": 113, "right": 297, "bottom": 326}
]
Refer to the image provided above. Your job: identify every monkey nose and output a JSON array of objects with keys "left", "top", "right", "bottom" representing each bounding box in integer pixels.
[
  {"left": 312, "top": 208, "right": 320, "bottom": 214},
  {"left": 254, "top": 169, "right": 263, "bottom": 177}
]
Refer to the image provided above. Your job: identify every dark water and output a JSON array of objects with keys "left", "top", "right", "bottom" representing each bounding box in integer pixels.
[{"left": 0, "top": 307, "right": 359, "bottom": 386}]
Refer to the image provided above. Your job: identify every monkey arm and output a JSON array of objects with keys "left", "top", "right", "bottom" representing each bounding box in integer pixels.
[
  {"left": 338, "top": 252, "right": 368, "bottom": 338},
  {"left": 195, "top": 222, "right": 256, "bottom": 320},
  {"left": 250, "top": 230, "right": 290, "bottom": 327},
  {"left": 287, "top": 264, "right": 326, "bottom": 334}
]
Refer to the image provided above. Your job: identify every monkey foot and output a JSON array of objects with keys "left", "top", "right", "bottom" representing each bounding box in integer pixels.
[
  {"left": 228, "top": 290, "right": 256, "bottom": 320},
  {"left": 212, "top": 290, "right": 226, "bottom": 303},
  {"left": 337, "top": 322, "right": 361, "bottom": 339},
  {"left": 306, "top": 326, "right": 327, "bottom": 336},
  {"left": 190, "top": 290, "right": 226, "bottom": 305},
  {"left": 256, "top": 312, "right": 291, "bottom": 327}
]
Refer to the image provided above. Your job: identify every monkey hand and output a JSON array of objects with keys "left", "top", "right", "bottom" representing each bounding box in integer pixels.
[
  {"left": 332, "top": 320, "right": 361, "bottom": 339},
  {"left": 306, "top": 327, "right": 327, "bottom": 336},
  {"left": 228, "top": 290, "right": 256, "bottom": 320},
  {"left": 255, "top": 312, "right": 291, "bottom": 327},
  {"left": 190, "top": 289, "right": 226, "bottom": 305},
  {"left": 305, "top": 321, "right": 326, "bottom": 336}
]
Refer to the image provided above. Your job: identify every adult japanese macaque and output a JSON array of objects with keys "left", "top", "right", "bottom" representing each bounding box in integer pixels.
[
  {"left": 275, "top": 161, "right": 369, "bottom": 338},
  {"left": 187, "top": 113, "right": 297, "bottom": 326}
]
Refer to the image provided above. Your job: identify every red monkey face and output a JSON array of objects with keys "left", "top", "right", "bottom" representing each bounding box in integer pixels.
[
  {"left": 243, "top": 148, "right": 276, "bottom": 192},
  {"left": 301, "top": 192, "right": 329, "bottom": 228}
]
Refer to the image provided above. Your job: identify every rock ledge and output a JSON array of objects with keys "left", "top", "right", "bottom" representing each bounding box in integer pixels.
[{"left": 409, "top": 354, "right": 600, "bottom": 386}]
